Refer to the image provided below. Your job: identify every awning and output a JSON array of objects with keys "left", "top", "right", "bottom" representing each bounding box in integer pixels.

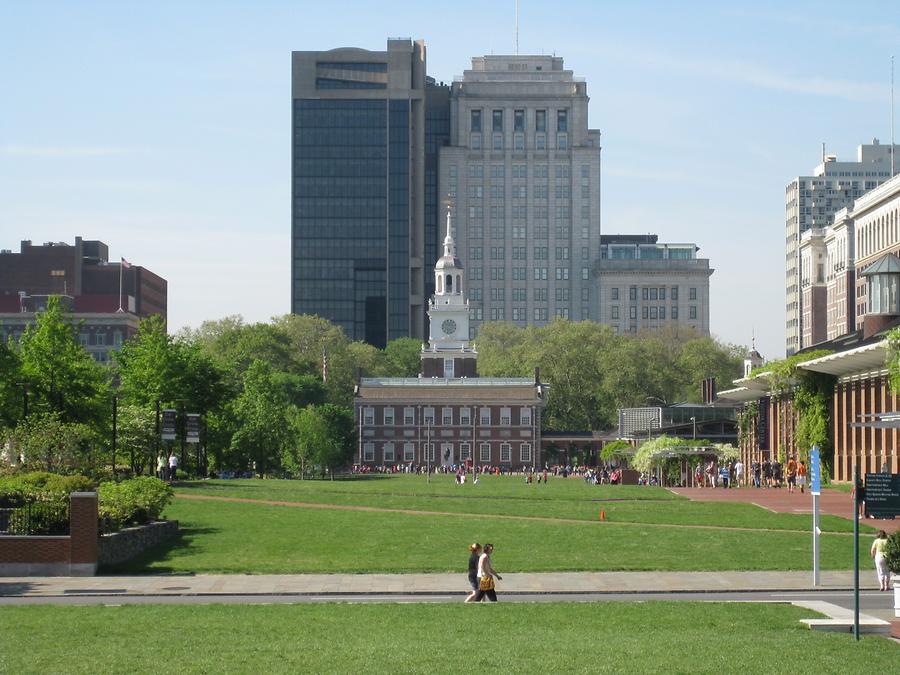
[{"left": 798, "top": 340, "right": 888, "bottom": 377}]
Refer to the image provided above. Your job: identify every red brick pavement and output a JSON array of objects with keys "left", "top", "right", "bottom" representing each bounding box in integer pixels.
[{"left": 670, "top": 486, "right": 900, "bottom": 534}]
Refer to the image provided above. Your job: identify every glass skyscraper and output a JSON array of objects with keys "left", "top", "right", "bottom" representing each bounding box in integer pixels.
[{"left": 291, "top": 39, "right": 430, "bottom": 347}]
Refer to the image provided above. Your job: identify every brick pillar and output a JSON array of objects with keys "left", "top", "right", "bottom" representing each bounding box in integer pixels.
[{"left": 68, "top": 492, "right": 98, "bottom": 576}]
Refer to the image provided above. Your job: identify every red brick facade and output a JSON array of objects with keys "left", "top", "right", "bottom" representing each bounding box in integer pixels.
[{"left": 0, "top": 492, "right": 98, "bottom": 576}]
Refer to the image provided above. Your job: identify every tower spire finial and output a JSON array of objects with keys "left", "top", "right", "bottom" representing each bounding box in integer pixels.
[{"left": 442, "top": 197, "right": 455, "bottom": 257}]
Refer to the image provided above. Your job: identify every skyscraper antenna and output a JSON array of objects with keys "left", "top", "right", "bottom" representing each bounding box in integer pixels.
[
  {"left": 515, "top": 0, "right": 519, "bottom": 55},
  {"left": 892, "top": 55, "right": 895, "bottom": 175}
]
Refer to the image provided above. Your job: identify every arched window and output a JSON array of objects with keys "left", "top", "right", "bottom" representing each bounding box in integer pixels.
[
  {"left": 446, "top": 274, "right": 452, "bottom": 292},
  {"left": 456, "top": 274, "right": 461, "bottom": 293},
  {"left": 437, "top": 275, "right": 443, "bottom": 293}
]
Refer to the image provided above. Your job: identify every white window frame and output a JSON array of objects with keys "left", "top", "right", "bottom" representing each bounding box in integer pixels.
[
  {"left": 423, "top": 442, "right": 435, "bottom": 462},
  {"left": 363, "top": 407, "right": 374, "bottom": 426},
  {"left": 383, "top": 407, "right": 394, "bottom": 425},
  {"left": 500, "top": 407, "right": 511, "bottom": 425},
  {"left": 520, "top": 407, "right": 532, "bottom": 426},
  {"left": 442, "top": 407, "right": 453, "bottom": 426},
  {"left": 403, "top": 442, "right": 415, "bottom": 462},
  {"left": 520, "top": 443, "right": 532, "bottom": 463},
  {"left": 363, "top": 442, "right": 375, "bottom": 462},
  {"left": 479, "top": 407, "right": 491, "bottom": 425},
  {"left": 383, "top": 442, "right": 395, "bottom": 463},
  {"left": 460, "top": 442, "right": 472, "bottom": 461},
  {"left": 423, "top": 407, "right": 435, "bottom": 425},
  {"left": 500, "top": 443, "right": 511, "bottom": 463},
  {"left": 404, "top": 407, "right": 415, "bottom": 425},
  {"left": 460, "top": 407, "right": 472, "bottom": 426},
  {"left": 479, "top": 442, "right": 491, "bottom": 462}
]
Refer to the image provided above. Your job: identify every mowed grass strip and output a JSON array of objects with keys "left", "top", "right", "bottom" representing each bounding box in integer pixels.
[
  {"left": 174, "top": 476, "right": 864, "bottom": 533},
  {"left": 1, "top": 603, "right": 895, "bottom": 674},
  {"left": 112, "top": 497, "right": 870, "bottom": 574}
]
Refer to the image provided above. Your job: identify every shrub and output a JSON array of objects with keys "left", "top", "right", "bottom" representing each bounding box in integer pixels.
[
  {"left": 0, "top": 472, "right": 93, "bottom": 508},
  {"left": 884, "top": 531, "right": 900, "bottom": 575},
  {"left": 98, "top": 476, "right": 172, "bottom": 530}
]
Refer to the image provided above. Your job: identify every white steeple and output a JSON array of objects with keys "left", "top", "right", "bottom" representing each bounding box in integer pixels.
[{"left": 427, "top": 206, "right": 470, "bottom": 348}]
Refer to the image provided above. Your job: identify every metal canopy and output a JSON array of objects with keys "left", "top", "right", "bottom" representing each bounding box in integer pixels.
[{"left": 798, "top": 340, "right": 888, "bottom": 377}]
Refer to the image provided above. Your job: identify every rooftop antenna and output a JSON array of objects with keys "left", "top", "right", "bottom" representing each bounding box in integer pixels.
[
  {"left": 892, "top": 55, "right": 895, "bottom": 175},
  {"left": 821, "top": 142, "right": 825, "bottom": 164},
  {"left": 515, "top": 0, "right": 519, "bottom": 55}
]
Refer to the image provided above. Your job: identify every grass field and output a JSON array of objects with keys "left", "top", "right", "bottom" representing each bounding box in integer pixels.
[
  {"left": 1, "top": 602, "right": 895, "bottom": 674},
  {"left": 173, "top": 476, "right": 866, "bottom": 533},
  {"left": 107, "top": 475, "right": 875, "bottom": 574}
]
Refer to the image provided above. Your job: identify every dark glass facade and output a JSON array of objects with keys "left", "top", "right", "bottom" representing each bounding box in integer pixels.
[
  {"left": 424, "top": 82, "right": 451, "bottom": 304},
  {"left": 293, "top": 98, "right": 391, "bottom": 346}
]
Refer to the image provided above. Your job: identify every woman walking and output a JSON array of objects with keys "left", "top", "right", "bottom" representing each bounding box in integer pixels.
[
  {"left": 871, "top": 530, "right": 892, "bottom": 591},
  {"left": 473, "top": 543, "right": 502, "bottom": 602},
  {"left": 464, "top": 543, "right": 482, "bottom": 603}
]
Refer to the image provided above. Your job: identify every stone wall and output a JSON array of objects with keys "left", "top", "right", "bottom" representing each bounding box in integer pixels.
[{"left": 98, "top": 520, "right": 179, "bottom": 567}]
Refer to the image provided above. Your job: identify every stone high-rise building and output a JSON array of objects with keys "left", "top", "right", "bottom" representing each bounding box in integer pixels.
[
  {"left": 785, "top": 140, "right": 897, "bottom": 354},
  {"left": 438, "top": 55, "right": 602, "bottom": 338}
]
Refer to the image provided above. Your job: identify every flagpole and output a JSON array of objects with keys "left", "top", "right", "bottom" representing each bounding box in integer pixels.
[{"left": 118, "top": 258, "right": 124, "bottom": 312}]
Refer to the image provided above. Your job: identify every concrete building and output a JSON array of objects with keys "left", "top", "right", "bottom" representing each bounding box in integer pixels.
[
  {"left": 438, "top": 54, "right": 602, "bottom": 337},
  {"left": 595, "top": 235, "right": 712, "bottom": 335},
  {"left": 798, "top": 228, "right": 827, "bottom": 347},
  {"left": 354, "top": 210, "right": 548, "bottom": 469},
  {"left": 291, "top": 38, "right": 431, "bottom": 348},
  {"left": 0, "top": 237, "right": 165, "bottom": 362},
  {"left": 785, "top": 140, "right": 897, "bottom": 355},
  {"left": 824, "top": 210, "right": 855, "bottom": 340}
]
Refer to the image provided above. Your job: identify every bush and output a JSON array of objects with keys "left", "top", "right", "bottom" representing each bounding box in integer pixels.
[
  {"left": 98, "top": 476, "right": 173, "bottom": 530},
  {"left": 884, "top": 531, "right": 900, "bottom": 575},
  {"left": 0, "top": 472, "right": 93, "bottom": 508}
]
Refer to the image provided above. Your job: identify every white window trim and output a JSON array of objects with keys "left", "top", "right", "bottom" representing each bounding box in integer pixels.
[{"left": 479, "top": 442, "right": 491, "bottom": 462}]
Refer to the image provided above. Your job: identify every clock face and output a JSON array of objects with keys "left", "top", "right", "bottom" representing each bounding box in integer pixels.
[{"left": 441, "top": 319, "right": 457, "bottom": 336}]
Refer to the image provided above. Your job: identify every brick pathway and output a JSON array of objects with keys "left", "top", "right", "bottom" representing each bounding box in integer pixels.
[{"left": 669, "top": 487, "right": 900, "bottom": 534}]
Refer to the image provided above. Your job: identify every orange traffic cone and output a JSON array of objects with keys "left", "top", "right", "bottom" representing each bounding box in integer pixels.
[{"left": 599, "top": 509, "right": 606, "bottom": 521}]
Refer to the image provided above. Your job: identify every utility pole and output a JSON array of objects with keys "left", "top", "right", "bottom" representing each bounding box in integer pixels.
[{"left": 111, "top": 395, "right": 118, "bottom": 480}]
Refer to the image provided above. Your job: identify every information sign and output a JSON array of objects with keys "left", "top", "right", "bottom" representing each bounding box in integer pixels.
[
  {"left": 864, "top": 472, "right": 900, "bottom": 519},
  {"left": 810, "top": 445, "right": 821, "bottom": 495},
  {"left": 185, "top": 413, "right": 200, "bottom": 444},
  {"left": 161, "top": 409, "right": 177, "bottom": 441}
]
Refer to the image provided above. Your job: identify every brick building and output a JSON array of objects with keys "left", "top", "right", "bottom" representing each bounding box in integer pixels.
[
  {"left": 0, "top": 237, "right": 166, "bottom": 362},
  {"left": 354, "top": 210, "right": 548, "bottom": 469}
]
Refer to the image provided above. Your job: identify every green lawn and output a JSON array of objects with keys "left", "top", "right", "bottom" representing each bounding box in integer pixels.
[
  {"left": 1, "top": 603, "right": 895, "bottom": 674},
  {"left": 174, "top": 476, "right": 866, "bottom": 533},
  {"left": 111, "top": 496, "right": 873, "bottom": 574}
]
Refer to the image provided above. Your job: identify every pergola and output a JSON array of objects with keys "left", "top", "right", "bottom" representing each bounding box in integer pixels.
[{"left": 635, "top": 443, "right": 734, "bottom": 487}]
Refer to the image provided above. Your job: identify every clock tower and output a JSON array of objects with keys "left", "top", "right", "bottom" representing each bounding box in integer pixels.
[{"left": 421, "top": 207, "right": 478, "bottom": 378}]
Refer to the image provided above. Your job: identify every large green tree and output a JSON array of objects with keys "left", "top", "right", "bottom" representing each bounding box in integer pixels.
[{"left": 17, "top": 296, "right": 109, "bottom": 426}]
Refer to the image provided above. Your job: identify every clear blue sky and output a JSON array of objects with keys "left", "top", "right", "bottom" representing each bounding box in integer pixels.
[{"left": 2, "top": 0, "right": 899, "bottom": 360}]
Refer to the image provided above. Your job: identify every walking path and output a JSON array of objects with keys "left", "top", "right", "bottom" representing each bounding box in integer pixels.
[
  {"left": 670, "top": 487, "right": 900, "bottom": 534},
  {"left": 0, "top": 570, "right": 880, "bottom": 598}
]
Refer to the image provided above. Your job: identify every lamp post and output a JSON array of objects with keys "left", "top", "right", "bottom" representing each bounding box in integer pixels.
[
  {"left": 154, "top": 398, "right": 161, "bottom": 476},
  {"left": 15, "top": 382, "right": 29, "bottom": 420},
  {"left": 111, "top": 394, "right": 118, "bottom": 480},
  {"left": 426, "top": 419, "right": 432, "bottom": 484},
  {"left": 690, "top": 416, "right": 697, "bottom": 440}
]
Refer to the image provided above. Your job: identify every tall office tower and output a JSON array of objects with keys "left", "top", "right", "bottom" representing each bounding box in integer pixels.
[
  {"left": 596, "top": 235, "right": 712, "bottom": 335},
  {"left": 798, "top": 228, "right": 827, "bottom": 346},
  {"left": 785, "top": 140, "right": 897, "bottom": 355},
  {"left": 292, "top": 39, "right": 428, "bottom": 348},
  {"left": 439, "top": 55, "right": 602, "bottom": 338}
]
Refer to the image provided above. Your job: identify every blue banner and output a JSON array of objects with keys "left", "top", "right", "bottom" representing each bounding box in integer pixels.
[{"left": 810, "top": 445, "right": 821, "bottom": 495}]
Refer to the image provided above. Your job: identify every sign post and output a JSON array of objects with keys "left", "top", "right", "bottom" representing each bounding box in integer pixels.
[
  {"left": 161, "top": 409, "right": 177, "bottom": 441},
  {"left": 853, "top": 463, "right": 860, "bottom": 642},
  {"left": 810, "top": 445, "right": 821, "bottom": 587}
]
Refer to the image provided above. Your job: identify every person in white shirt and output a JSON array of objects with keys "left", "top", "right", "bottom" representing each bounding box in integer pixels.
[{"left": 168, "top": 452, "right": 178, "bottom": 482}]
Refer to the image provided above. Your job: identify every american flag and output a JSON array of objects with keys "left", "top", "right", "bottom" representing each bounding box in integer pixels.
[{"left": 121, "top": 257, "right": 132, "bottom": 269}]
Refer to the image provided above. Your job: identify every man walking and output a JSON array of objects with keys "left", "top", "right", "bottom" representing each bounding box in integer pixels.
[{"left": 168, "top": 451, "right": 178, "bottom": 482}]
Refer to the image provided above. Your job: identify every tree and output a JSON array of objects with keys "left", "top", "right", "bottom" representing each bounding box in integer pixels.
[
  {"left": 17, "top": 297, "right": 109, "bottom": 426},
  {"left": 0, "top": 341, "right": 22, "bottom": 430},
  {"left": 383, "top": 337, "right": 422, "bottom": 377},
  {"left": 229, "top": 360, "right": 293, "bottom": 475},
  {"left": 115, "top": 315, "right": 185, "bottom": 408},
  {"left": 12, "top": 412, "right": 94, "bottom": 474},
  {"left": 287, "top": 403, "right": 355, "bottom": 477},
  {"left": 115, "top": 403, "right": 157, "bottom": 476}
]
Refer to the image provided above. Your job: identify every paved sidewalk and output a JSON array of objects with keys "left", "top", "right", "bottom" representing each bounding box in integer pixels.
[
  {"left": 0, "top": 571, "right": 880, "bottom": 598},
  {"left": 670, "top": 487, "right": 900, "bottom": 534}
]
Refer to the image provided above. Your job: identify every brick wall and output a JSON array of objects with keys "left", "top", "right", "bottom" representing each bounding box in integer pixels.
[{"left": 0, "top": 492, "right": 98, "bottom": 576}]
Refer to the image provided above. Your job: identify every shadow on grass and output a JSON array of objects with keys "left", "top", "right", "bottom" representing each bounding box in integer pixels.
[{"left": 100, "top": 526, "right": 219, "bottom": 576}]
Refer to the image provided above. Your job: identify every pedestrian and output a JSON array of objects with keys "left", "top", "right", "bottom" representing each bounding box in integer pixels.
[
  {"left": 752, "top": 461, "right": 761, "bottom": 488},
  {"left": 464, "top": 543, "right": 483, "bottom": 603},
  {"left": 706, "top": 459, "right": 717, "bottom": 488},
  {"left": 797, "top": 460, "right": 807, "bottom": 494},
  {"left": 156, "top": 453, "right": 167, "bottom": 480},
  {"left": 168, "top": 451, "right": 178, "bottom": 482},
  {"left": 734, "top": 459, "right": 744, "bottom": 488},
  {"left": 473, "top": 543, "right": 502, "bottom": 602},
  {"left": 870, "top": 530, "right": 892, "bottom": 591},
  {"left": 762, "top": 459, "right": 771, "bottom": 488},
  {"left": 786, "top": 455, "right": 798, "bottom": 493}
]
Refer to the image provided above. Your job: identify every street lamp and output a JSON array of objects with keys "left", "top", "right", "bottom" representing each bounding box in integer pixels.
[
  {"left": 690, "top": 416, "right": 697, "bottom": 440},
  {"left": 15, "top": 382, "right": 29, "bottom": 419}
]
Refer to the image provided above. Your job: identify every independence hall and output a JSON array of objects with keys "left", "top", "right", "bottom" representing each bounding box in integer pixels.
[
  {"left": 722, "top": 175, "right": 900, "bottom": 481},
  {"left": 354, "top": 212, "right": 548, "bottom": 469}
]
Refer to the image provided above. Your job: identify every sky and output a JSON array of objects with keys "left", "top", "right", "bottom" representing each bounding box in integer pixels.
[{"left": 2, "top": 0, "right": 900, "bottom": 360}]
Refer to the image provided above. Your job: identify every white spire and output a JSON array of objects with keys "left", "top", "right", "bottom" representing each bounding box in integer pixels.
[{"left": 443, "top": 207, "right": 455, "bottom": 258}]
